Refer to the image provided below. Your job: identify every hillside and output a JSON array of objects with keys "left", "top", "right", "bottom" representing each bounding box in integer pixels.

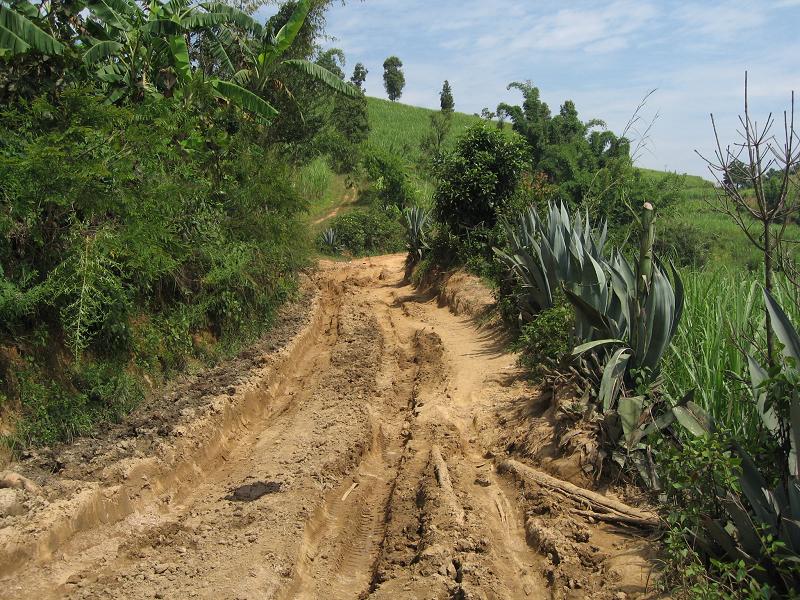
[{"left": 365, "top": 96, "right": 485, "bottom": 159}]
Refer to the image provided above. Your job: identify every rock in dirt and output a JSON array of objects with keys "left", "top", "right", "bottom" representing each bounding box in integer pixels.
[
  {"left": 0, "top": 471, "right": 42, "bottom": 495},
  {"left": 0, "top": 488, "right": 25, "bottom": 517},
  {"left": 225, "top": 481, "right": 282, "bottom": 501}
]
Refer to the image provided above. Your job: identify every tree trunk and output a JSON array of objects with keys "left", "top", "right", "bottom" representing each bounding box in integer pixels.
[{"left": 764, "top": 217, "right": 775, "bottom": 369}]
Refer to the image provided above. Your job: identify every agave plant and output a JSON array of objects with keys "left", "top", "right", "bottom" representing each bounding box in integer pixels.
[
  {"left": 320, "top": 227, "right": 337, "bottom": 254},
  {"left": 493, "top": 200, "right": 607, "bottom": 319},
  {"left": 563, "top": 204, "right": 683, "bottom": 487},
  {"left": 403, "top": 206, "right": 430, "bottom": 263},
  {"left": 570, "top": 203, "right": 684, "bottom": 409},
  {"left": 748, "top": 288, "right": 800, "bottom": 478}
]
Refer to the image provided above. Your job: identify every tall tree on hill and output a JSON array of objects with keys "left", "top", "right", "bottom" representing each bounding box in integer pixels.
[
  {"left": 351, "top": 62, "right": 368, "bottom": 90},
  {"left": 440, "top": 80, "right": 454, "bottom": 113},
  {"left": 383, "top": 56, "right": 404, "bottom": 101}
]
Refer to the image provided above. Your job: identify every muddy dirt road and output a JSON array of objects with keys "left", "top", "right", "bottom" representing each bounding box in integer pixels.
[{"left": 1, "top": 255, "right": 659, "bottom": 599}]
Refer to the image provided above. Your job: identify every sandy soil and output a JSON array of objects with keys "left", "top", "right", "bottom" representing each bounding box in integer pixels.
[{"left": 0, "top": 255, "right": 661, "bottom": 599}]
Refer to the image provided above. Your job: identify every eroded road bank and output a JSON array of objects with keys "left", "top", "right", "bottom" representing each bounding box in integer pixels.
[{"left": 1, "top": 255, "right": 660, "bottom": 599}]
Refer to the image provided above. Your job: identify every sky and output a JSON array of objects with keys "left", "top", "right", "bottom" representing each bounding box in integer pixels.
[{"left": 318, "top": 0, "right": 800, "bottom": 177}]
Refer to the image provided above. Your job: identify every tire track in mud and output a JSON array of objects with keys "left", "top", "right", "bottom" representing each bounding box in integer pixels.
[{"left": 2, "top": 255, "right": 660, "bottom": 600}]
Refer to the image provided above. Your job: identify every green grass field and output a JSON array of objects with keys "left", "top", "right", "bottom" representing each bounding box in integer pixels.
[
  {"left": 640, "top": 168, "right": 800, "bottom": 269},
  {"left": 365, "top": 97, "right": 485, "bottom": 161}
]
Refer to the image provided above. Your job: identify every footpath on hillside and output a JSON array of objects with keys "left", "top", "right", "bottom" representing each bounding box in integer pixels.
[{"left": 0, "top": 255, "right": 659, "bottom": 600}]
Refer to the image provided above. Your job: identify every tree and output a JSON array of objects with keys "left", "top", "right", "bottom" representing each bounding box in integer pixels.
[
  {"left": 316, "top": 48, "right": 345, "bottom": 79},
  {"left": 351, "top": 62, "right": 367, "bottom": 90},
  {"left": 697, "top": 72, "right": 800, "bottom": 367},
  {"left": 434, "top": 123, "right": 529, "bottom": 233},
  {"left": 382, "top": 55, "right": 404, "bottom": 101},
  {"left": 419, "top": 112, "right": 451, "bottom": 171},
  {"left": 206, "top": 0, "right": 358, "bottom": 119},
  {"left": 440, "top": 79, "right": 454, "bottom": 113}
]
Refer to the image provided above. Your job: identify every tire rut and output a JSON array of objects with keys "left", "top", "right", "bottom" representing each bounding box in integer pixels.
[{"left": 2, "top": 255, "right": 661, "bottom": 600}]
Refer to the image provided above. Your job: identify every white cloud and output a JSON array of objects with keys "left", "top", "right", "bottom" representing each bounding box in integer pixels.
[{"left": 321, "top": 0, "right": 800, "bottom": 175}]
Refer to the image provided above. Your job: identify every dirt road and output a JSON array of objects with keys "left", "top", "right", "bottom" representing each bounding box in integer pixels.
[{"left": 0, "top": 255, "right": 659, "bottom": 599}]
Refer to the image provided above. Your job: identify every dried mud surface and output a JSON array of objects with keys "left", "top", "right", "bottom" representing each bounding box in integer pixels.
[{"left": 1, "top": 255, "right": 661, "bottom": 599}]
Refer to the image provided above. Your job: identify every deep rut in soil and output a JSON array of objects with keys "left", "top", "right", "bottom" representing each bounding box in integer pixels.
[{"left": 1, "top": 255, "right": 660, "bottom": 600}]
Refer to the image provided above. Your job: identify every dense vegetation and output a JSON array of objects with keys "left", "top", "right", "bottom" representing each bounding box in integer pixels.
[
  {"left": 0, "top": 0, "right": 366, "bottom": 447},
  {"left": 398, "top": 81, "right": 800, "bottom": 597},
  {"left": 4, "top": 1, "right": 800, "bottom": 595}
]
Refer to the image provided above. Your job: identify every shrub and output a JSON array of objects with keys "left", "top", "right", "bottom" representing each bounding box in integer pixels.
[
  {"left": 0, "top": 88, "right": 309, "bottom": 447},
  {"left": 362, "top": 147, "right": 416, "bottom": 210},
  {"left": 655, "top": 221, "right": 711, "bottom": 268},
  {"left": 325, "top": 209, "right": 405, "bottom": 256},
  {"left": 514, "top": 301, "right": 573, "bottom": 376},
  {"left": 434, "top": 123, "right": 529, "bottom": 234}
]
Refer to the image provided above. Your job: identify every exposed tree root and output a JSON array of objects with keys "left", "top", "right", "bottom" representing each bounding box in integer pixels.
[{"left": 497, "top": 459, "right": 660, "bottom": 529}]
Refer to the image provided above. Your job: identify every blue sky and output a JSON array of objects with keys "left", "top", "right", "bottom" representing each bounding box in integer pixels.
[{"left": 319, "top": 0, "right": 800, "bottom": 176}]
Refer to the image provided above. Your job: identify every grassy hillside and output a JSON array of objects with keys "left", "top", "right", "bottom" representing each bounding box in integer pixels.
[
  {"left": 365, "top": 97, "right": 485, "bottom": 161},
  {"left": 640, "top": 168, "right": 800, "bottom": 269},
  {"left": 302, "top": 98, "right": 799, "bottom": 271}
]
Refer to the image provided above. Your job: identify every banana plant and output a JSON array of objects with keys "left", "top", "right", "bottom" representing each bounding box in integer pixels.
[
  {"left": 493, "top": 200, "right": 607, "bottom": 319},
  {"left": 82, "top": 0, "right": 224, "bottom": 100},
  {"left": 404, "top": 206, "right": 430, "bottom": 263},
  {"left": 0, "top": 0, "right": 64, "bottom": 57},
  {"left": 209, "top": 0, "right": 358, "bottom": 110},
  {"left": 80, "top": 0, "right": 346, "bottom": 119}
]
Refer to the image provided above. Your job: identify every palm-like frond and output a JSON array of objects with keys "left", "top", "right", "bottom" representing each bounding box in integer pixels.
[
  {"left": 82, "top": 39, "right": 123, "bottom": 64},
  {"left": 260, "top": 0, "right": 309, "bottom": 66},
  {"left": 179, "top": 12, "right": 230, "bottom": 30},
  {"left": 0, "top": 4, "right": 64, "bottom": 55},
  {"left": 84, "top": 0, "right": 133, "bottom": 31},
  {"left": 283, "top": 59, "right": 359, "bottom": 97},
  {"left": 201, "top": 2, "right": 261, "bottom": 35},
  {"left": 169, "top": 34, "right": 190, "bottom": 80},
  {"left": 208, "top": 36, "right": 234, "bottom": 74},
  {"left": 211, "top": 79, "right": 278, "bottom": 120}
]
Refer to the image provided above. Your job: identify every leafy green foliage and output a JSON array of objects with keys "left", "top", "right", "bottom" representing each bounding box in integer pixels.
[
  {"left": 0, "top": 1, "right": 64, "bottom": 56},
  {"left": 323, "top": 208, "right": 405, "bottom": 256},
  {"left": 419, "top": 111, "right": 452, "bottom": 173},
  {"left": 0, "top": 87, "right": 309, "bottom": 446},
  {"left": 496, "top": 81, "right": 680, "bottom": 230},
  {"left": 434, "top": 123, "right": 529, "bottom": 233},
  {"left": 654, "top": 221, "right": 711, "bottom": 268},
  {"left": 363, "top": 146, "right": 416, "bottom": 210},
  {"left": 350, "top": 62, "right": 367, "bottom": 90},
  {"left": 514, "top": 300, "right": 573, "bottom": 376},
  {"left": 666, "top": 292, "right": 800, "bottom": 596}
]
